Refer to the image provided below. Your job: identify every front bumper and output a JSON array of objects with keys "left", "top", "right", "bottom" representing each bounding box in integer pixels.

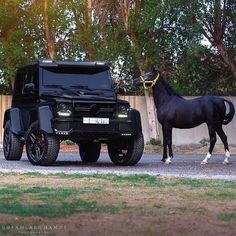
[
  {"left": 39, "top": 106, "right": 142, "bottom": 140},
  {"left": 52, "top": 118, "right": 136, "bottom": 139}
]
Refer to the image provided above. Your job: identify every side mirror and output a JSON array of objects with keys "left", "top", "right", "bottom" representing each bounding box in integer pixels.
[
  {"left": 23, "top": 83, "right": 35, "bottom": 94},
  {"left": 118, "top": 87, "right": 126, "bottom": 95},
  {"left": 114, "top": 78, "right": 128, "bottom": 95}
]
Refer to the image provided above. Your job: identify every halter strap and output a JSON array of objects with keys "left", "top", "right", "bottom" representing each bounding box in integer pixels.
[{"left": 140, "top": 73, "right": 160, "bottom": 90}]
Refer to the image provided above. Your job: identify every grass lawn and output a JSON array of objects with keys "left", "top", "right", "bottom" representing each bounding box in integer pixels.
[{"left": 0, "top": 173, "right": 236, "bottom": 236}]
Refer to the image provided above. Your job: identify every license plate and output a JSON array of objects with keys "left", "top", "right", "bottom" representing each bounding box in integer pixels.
[{"left": 83, "top": 117, "right": 109, "bottom": 125}]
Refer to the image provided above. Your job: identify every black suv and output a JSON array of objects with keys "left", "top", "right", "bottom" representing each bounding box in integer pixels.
[{"left": 3, "top": 60, "right": 144, "bottom": 166}]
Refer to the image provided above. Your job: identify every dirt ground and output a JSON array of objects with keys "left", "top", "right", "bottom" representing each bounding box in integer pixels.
[
  {"left": 145, "top": 144, "right": 236, "bottom": 154},
  {"left": 1, "top": 144, "right": 236, "bottom": 236},
  {"left": 60, "top": 143, "right": 236, "bottom": 155},
  {"left": 1, "top": 142, "right": 235, "bottom": 155},
  {"left": 0, "top": 174, "right": 236, "bottom": 236}
]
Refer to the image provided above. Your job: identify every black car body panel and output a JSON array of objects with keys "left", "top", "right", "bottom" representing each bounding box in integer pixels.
[{"left": 5, "top": 60, "right": 142, "bottom": 141}]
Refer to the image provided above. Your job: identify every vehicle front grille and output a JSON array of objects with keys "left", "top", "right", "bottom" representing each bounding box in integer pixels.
[{"left": 74, "top": 103, "right": 116, "bottom": 118}]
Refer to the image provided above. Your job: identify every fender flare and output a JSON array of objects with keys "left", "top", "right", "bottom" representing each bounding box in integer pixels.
[
  {"left": 3, "top": 108, "right": 25, "bottom": 135},
  {"left": 3, "top": 109, "right": 10, "bottom": 128},
  {"left": 128, "top": 108, "right": 142, "bottom": 135},
  {"left": 38, "top": 106, "right": 53, "bottom": 133}
]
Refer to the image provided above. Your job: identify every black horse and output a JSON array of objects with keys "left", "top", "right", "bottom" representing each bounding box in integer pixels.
[{"left": 134, "top": 68, "right": 235, "bottom": 164}]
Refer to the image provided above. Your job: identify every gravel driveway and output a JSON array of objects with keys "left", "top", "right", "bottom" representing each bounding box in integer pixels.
[{"left": 0, "top": 151, "right": 236, "bottom": 180}]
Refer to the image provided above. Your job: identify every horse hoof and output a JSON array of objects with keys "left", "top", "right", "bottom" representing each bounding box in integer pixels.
[
  {"left": 223, "top": 160, "right": 229, "bottom": 165},
  {"left": 165, "top": 157, "right": 172, "bottom": 164},
  {"left": 200, "top": 160, "right": 208, "bottom": 165},
  {"left": 161, "top": 158, "right": 166, "bottom": 163}
]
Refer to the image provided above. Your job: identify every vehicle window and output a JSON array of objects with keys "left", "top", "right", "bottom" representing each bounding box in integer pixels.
[
  {"left": 42, "top": 67, "right": 113, "bottom": 90},
  {"left": 14, "top": 72, "right": 24, "bottom": 95},
  {"left": 25, "top": 71, "right": 32, "bottom": 83},
  {"left": 33, "top": 68, "right": 39, "bottom": 90},
  {"left": 22, "top": 70, "right": 37, "bottom": 95}
]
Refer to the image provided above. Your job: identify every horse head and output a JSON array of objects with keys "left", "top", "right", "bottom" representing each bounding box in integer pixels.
[{"left": 133, "top": 67, "right": 160, "bottom": 89}]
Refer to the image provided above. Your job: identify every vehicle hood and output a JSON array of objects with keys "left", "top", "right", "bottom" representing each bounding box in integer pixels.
[{"left": 40, "top": 92, "right": 117, "bottom": 102}]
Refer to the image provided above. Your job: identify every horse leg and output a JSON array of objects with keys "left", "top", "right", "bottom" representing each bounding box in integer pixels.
[
  {"left": 162, "top": 126, "right": 172, "bottom": 164},
  {"left": 161, "top": 126, "right": 168, "bottom": 162},
  {"left": 201, "top": 125, "right": 217, "bottom": 165},
  {"left": 166, "top": 128, "right": 173, "bottom": 164},
  {"left": 216, "top": 126, "right": 230, "bottom": 165}
]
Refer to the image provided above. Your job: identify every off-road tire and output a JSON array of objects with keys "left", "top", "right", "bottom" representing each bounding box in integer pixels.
[
  {"left": 79, "top": 141, "right": 101, "bottom": 163},
  {"left": 3, "top": 121, "right": 24, "bottom": 161},
  {"left": 25, "top": 121, "right": 60, "bottom": 166},
  {"left": 108, "top": 132, "right": 144, "bottom": 166}
]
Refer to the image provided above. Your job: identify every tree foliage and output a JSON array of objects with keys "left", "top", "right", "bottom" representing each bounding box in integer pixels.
[{"left": 0, "top": 0, "right": 235, "bottom": 95}]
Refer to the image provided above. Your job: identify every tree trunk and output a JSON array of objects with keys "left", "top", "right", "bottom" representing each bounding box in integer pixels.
[
  {"left": 43, "top": 0, "right": 56, "bottom": 59},
  {"left": 200, "top": 0, "right": 236, "bottom": 80},
  {"left": 138, "top": 67, "right": 160, "bottom": 141},
  {"left": 217, "top": 42, "right": 236, "bottom": 79},
  {"left": 144, "top": 90, "right": 160, "bottom": 140},
  {"left": 87, "top": 0, "right": 92, "bottom": 19},
  {"left": 86, "top": 0, "right": 95, "bottom": 61},
  {"left": 120, "top": 0, "right": 160, "bottom": 141}
]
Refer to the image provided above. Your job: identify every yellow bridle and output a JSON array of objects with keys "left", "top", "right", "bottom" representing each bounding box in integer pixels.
[{"left": 140, "top": 73, "right": 160, "bottom": 90}]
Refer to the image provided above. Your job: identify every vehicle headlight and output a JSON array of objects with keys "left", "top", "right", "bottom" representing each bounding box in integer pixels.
[
  {"left": 57, "top": 103, "right": 73, "bottom": 117},
  {"left": 117, "top": 104, "right": 129, "bottom": 118}
]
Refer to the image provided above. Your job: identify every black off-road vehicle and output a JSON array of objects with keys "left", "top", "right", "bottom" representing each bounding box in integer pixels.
[{"left": 3, "top": 60, "right": 144, "bottom": 166}]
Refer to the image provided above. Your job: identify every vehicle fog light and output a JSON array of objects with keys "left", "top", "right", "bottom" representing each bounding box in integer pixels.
[{"left": 57, "top": 103, "right": 73, "bottom": 117}]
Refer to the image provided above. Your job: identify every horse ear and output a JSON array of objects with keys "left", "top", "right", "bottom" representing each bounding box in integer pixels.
[{"left": 150, "top": 67, "right": 157, "bottom": 73}]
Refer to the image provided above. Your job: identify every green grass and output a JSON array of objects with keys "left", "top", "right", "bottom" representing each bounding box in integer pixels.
[
  {"left": 164, "top": 178, "right": 236, "bottom": 189},
  {"left": 203, "top": 191, "right": 236, "bottom": 200},
  {"left": 0, "top": 185, "right": 117, "bottom": 218},
  {"left": 14, "top": 172, "right": 236, "bottom": 189},
  {"left": 1, "top": 173, "right": 236, "bottom": 220},
  {"left": 111, "top": 174, "right": 160, "bottom": 187},
  {"left": 218, "top": 211, "right": 236, "bottom": 221}
]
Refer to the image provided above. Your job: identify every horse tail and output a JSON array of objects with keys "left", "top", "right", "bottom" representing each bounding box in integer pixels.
[{"left": 223, "top": 99, "right": 235, "bottom": 125}]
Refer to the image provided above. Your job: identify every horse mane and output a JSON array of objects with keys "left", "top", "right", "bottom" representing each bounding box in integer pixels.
[{"left": 160, "top": 75, "right": 182, "bottom": 98}]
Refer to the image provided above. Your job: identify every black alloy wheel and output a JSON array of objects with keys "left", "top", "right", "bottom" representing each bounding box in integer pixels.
[
  {"left": 25, "top": 121, "right": 60, "bottom": 166},
  {"left": 108, "top": 133, "right": 144, "bottom": 166},
  {"left": 79, "top": 141, "right": 101, "bottom": 163},
  {"left": 3, "top": 120, "right": 24, "bottom": 160}
]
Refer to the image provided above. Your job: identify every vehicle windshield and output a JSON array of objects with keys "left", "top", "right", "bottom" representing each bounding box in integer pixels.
[{"left": 42, "top": 66, "right": 113, "bottom": 91}]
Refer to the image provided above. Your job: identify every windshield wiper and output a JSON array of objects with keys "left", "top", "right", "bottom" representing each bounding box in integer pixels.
[
  {"left": 70, "top": 85, "right": 105, "bottom": 95},
  {"left": 70, "top": 85, "right": 94, "bottom": 90},
  {"left": 45, "top": 85, "right": 81, "bottom": 96}
]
